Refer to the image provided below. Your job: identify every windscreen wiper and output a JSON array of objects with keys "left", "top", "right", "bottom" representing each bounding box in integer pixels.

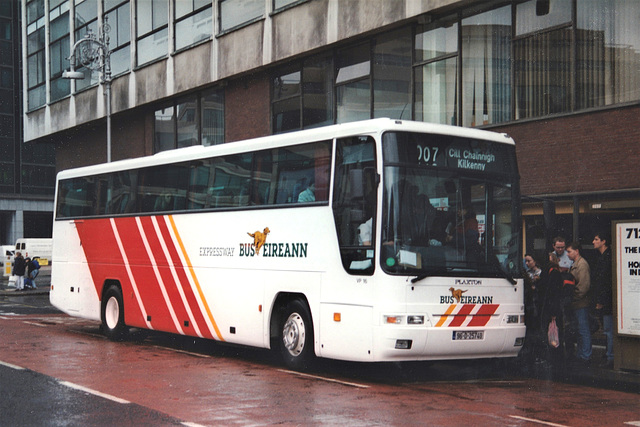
[
  {"left": 411, "top": 268, "right": 450, "bottom": 284},
  {"left": 489, "top": 258, "right": 517, "bottom": 285}
]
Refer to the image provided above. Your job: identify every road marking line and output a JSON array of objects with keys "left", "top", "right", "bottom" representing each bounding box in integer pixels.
[
  {"left": 624, "top": 422, "right": 640, "bottom": 426},
  {"left": 70, "top": 329, "right": 107, "bottom": 339},
  {"left": 59, "top": 380, "right": 130, "bottom": 404},
  {"left": 509, "top": 415, "right": 569, "bottom": 426},
  {"left": 153, "top": 345, "right": 211, "bottom": 358},
  {"left": 182, "top": 423, "right": 209, "bottom": 427},
  {"left": 277, "top": 369, "right": 370, "bottom": 389},
  {"left": 23, "top": 321, "right": 49, "bottom": 327},
  {"left": 0, "top": 360, "right": 25, "bottom": 370}
]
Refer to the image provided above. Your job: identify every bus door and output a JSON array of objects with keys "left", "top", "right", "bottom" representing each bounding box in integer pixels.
[{"left": 321, "top": 136, "right": 378, "bottom": 360}]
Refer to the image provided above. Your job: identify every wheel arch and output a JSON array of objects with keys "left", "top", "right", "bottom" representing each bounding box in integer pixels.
[
  {"left": 101, "top": 279, "right": 122, "bottom": 302},
  {"left": 269, "top": 292, "right": 313, "bottom": 350}
]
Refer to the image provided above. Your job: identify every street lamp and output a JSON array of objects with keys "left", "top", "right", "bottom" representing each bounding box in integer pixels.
[{"left": 63, "top": 17, "right": 112, "bottom": 162}]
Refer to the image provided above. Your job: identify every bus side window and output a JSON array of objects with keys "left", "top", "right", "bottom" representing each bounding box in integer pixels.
[
  {"left": 56, "top": 177, "right": 97, "bottom": 218},
  {"left": 272, "top": 141, "right": 331, "bottom": 206}
]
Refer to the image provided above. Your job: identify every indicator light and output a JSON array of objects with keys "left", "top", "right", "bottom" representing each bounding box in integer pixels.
[{"left": 384, "top": 315, "right": 402, "bottom": 324}]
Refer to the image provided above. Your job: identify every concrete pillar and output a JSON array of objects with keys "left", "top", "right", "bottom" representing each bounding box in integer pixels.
[{"left": 9, "top": 209, "right": 23, "bottom": 245}]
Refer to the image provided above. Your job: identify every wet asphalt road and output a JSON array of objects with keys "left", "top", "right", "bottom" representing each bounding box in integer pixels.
[{"left": 1, "top": 293, "right": 639, "bottom": 426}]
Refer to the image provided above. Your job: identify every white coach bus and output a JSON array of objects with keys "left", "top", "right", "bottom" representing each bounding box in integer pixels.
[{"left": 51, "top": 119, "right": 525, "bottom": 370}]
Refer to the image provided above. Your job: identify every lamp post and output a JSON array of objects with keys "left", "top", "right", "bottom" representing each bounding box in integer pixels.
[{"left": 63, "top": 18, "right": 112, "bottom": 162}]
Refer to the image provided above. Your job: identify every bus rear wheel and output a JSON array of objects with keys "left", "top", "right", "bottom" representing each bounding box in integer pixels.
[
  {"left": 279, "top": 300, "right": 315, "bottom": 370},
  {"left": 101, "top": 286, "right": 127, "bottom": 340}
]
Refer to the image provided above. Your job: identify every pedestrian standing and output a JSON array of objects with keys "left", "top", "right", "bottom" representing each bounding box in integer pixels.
[
  {"left": 26, "top": 257, "right": 40, "bottom": 289},
  {"left": 525, "top": 253, "right": 542, "bottom": 282},
  {"left": 522, "top": 253, "right": 543, "bottom": 366},
  {"left": 552, "top": 237, "right": 573, "bottom": 272},
  {"left": 538, "top": 252, "right": 566, "bottom": 367},
  {"left": 592, "top": 231, "right": 613, "bottom": 368},
  {"left": 567, "top": 242, "right": 592, "bottom": 367},
  {"left": 12, "top": 251, "right": 27, "bottom": 291}
]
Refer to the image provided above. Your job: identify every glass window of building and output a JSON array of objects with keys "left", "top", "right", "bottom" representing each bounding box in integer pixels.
[
  {"left": 0, "top": 21, "right": 11, "bottom": 73},
  {"left": 0, "top": 135, "right": 14, "bottom": 193},
  {"left": 219, "top": 0, "right": 263, "bottom": 33},
  {"left": 514, "top": 0, "right": 572, "bottom": 119},
  {"left": 273, "top": 0, "right": 307, "bottom": 12},
  {"left": 73, "top": 0, "right": 98, "bottom": 91},
  {"left": 174, "top": 0, "right": 212, "bottom": 51},
  {"left": 272, "top": 67, "right": 301, "bottom": 133},
  {"left": 136, "top": 0, "right": 168, "bottom": 66},
  {"left": 154, "top": 88, "right": 225, "bottom": 153},
  {"left": 75, "top": 0, "right": 97, "bottom": 40},
  {"left": 201, "top": 88, "right": 224, "bottom": 146},
  {"left": 336, "top": 43, "right": 371, "bottom": 123},
  {"left": 373, "top": 28, "right": 412, "bottom": 120},
  {"left": 302, "top": 54, "right": 332, "bottom": 129},
  {"left": 0, "top": 67, "right": 11, "bottom": 88},
  {"left": 26, "top": 0, "right": 45, "bottom": 109},
  {"left": 176, "top": 97, "right": 198, "bottom": 148},
  {"left": 461, "top": 6, "right": 512, "bottom": 127},
  {"left": 272, "top": 54, "right": 333, "bottom": 134},
  {"left": 49, "top": 0, "right": 71, "bottom": 102},
  {"left": 21, "top": 142, "right": 56, "bottom": 195},
  {"left": 104, "top": 0, "right": 131, "bottom": 76},
  {"left": 414, "top": 20, "right": 458, "bottom": 125},
  {"left": 0, "top": 17, "right": 10, "bottom": 43},
  {"left": 577, "top": 0, "right": 640, "bottom": 108},
  {"left": 154, "top": 105, "right": 175, "bottom": 153}
]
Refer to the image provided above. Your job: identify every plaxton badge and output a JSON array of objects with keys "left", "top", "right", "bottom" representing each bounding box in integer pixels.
[{"left": 455, "top": 279, "right": 482, "bottom": 285}]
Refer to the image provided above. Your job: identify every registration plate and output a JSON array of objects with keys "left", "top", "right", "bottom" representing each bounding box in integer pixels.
[{"left": 452, "top": 330, "right": 484, "bottom": 340}]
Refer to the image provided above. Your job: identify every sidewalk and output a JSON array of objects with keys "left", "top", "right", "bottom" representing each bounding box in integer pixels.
[
  {"left": 0, "top": 265, "right": 51, "bottom": 296},
  {"left": 522, "top": 338, "right": 640, "bottom": 394}
]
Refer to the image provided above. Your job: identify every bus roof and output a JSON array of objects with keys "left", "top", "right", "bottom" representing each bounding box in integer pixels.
[{"left": 56, "top": 119, "right": 515, "bottom": 180}]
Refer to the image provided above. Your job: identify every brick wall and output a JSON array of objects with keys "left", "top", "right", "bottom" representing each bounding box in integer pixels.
[
  {"left": 225, "top": 74, "right": 271, "bottom": 143},
  {"left": 495, "top": 105, "right": 640, "bottom": 197},
  {"left": 55, "top": 110, "right": 148, "bottom": 171}
]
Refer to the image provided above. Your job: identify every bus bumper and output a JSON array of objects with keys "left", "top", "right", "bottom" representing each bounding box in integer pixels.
[{"left": 372, "top": 325, "right": 526, "bottom": 361}]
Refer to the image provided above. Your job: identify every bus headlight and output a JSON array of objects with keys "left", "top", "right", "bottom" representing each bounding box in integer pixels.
[
  {"left": 383, "top": 315, "right": 425, "bottom": 325},
  {"left": 407, "top": 315, "right": 424, "bottom": 325}
]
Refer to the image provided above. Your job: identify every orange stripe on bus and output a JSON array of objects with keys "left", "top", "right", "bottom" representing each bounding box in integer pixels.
[
  {"left": 168, "top": 215, "right": 224, "bottom": 341},
  {"left": 435, "top": 304, "right": 457, "bottom": 327}
]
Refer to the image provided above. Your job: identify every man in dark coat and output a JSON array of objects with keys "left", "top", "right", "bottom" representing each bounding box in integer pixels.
[
  {"left": 593, "top": 231, "right": 613, "bottom": 368},
  {"left": 12, "top": 251, "right": 27, "bottom": 291}
]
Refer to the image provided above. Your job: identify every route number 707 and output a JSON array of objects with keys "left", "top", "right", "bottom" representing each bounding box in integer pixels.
[{"left": 417, "top": 145, "right": 439, "bottom": 166}]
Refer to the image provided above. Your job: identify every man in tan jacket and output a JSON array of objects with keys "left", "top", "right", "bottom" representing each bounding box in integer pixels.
[{"left": 567, "top": 242, "right": 592, "bottom": 366}]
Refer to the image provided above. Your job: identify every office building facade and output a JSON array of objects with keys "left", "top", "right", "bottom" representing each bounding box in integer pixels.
[
  {"left": 21, "top": 0, "right": 640, "bottom": 254},
  {"left": 1, "top": 0, "right": 55, "bottom": 246}
]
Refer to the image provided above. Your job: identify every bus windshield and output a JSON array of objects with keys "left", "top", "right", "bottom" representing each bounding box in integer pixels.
[{"left": 381, "top": 131, "right": 520, "bottom": 280}]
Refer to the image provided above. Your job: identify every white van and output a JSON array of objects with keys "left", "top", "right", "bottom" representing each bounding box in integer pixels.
[{"left": 15, "top": 238, "right": 52, "bottom": 265}]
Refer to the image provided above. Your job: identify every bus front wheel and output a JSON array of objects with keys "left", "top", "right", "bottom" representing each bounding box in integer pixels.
[
  {"left": 279, "top": 299, "right": 315, "bottom": 370},
  {"left": 101, "top": 286, "right": 127, "bottom": 340}
]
